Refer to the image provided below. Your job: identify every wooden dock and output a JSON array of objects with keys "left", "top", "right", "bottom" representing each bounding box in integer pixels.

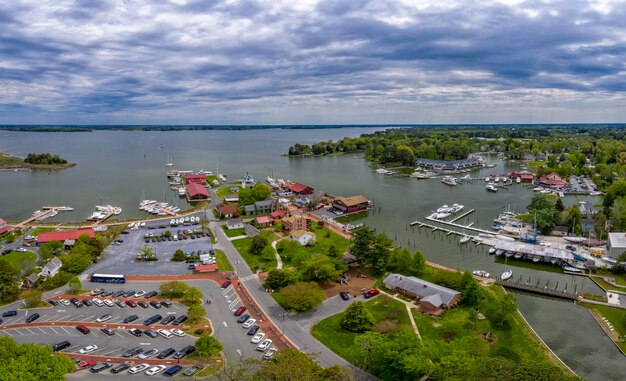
[
  {"left": 450, "top": 208, "right": 475, "bottom": 222},
  {"left": 15, "top": 208, "right": 61, "bottom": 227},
  {"left": 422, "top": 216, "right": 495, "bottom": 235},
  {"left": 495, "top": 279, "right": 577, "bottom": 300}
]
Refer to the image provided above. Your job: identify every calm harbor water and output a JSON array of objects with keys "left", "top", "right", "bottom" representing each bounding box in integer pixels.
[{"left": 0, "top": 129, "right": 623, "bottom": 379}]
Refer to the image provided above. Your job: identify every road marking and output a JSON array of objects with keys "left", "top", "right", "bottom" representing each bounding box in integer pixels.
[
  {"left": 91, "top": 331, "right": 98, "bottom": 336},
  {"left": 61, "top": 327, "right": 72, "bottom": 335},
  {"left": 50, "top": 327, "right": 61, "bottom": 335},
  {"left": 54, "top": 290, "right": 63, "bottom": 295},
  {"left": 140, "top": 342, "right": 150, "bottom": 345},
  {"left": 67, "top": 345, "right": 81, "bottom": 352},
  {"left": 36, "top": 327, "right": 47, "bottom": 334},
  {"left": 236, "top": 349, "right": 242, "bottom": 358},
  {"left": 101, "top": 348, "right": 120, "bottom": 356},
  {"left": 1, "top": 330, "right": 13, "bottom": 337},
  {"left": 56, "top": 310, "right": 66, "bottom": 312},
  {"left": 222, "top": 321, "right": 228, "bottom": 327},
  {"left": 166, "top": 311, "right": 176, "bottom": 315},
  {"left": 25, "top": 328, "right": 36, "bottom": 335}
]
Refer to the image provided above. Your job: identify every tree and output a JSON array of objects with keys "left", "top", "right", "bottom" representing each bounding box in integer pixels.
[
  {"left": 340, "top": 301, "right": 374, "bottom": 332},
  {"left": 611, "top": 196, "right": 626, "bottom": 231},
  {"left": 387, "top": 248, "right": 426, "bottom": 276},
  {"left": 195, "top": 335, "right": 223, "bottom": 357},
  {"left": 277, "top": 282, "right": 325, "bottom": 312},
  {"left": 555, "top": 197, "right": 565, "bottom": 212},
  {"left": 350, "top": 227, "right": 392, "bottom": 273},
  {"left": 159, "top": 280, "right": 190, "bottom": 298},
  {"left": 251, "top": 183, "right": 272, "bottom": 202},
  {"left": 250, "top": 235, "right": 269, "bottom": 255},
  {"left": 164, "top": 230, "right": 172, "bottom": 238},
  {"left": 491, "top": 292, "right": 517, "bottom": 326},
  {"left": 260, "top": 349, "right": 325, "bottom": 381},
  {"left": 39, "top": 241, "right": 63, "bottom": 260},
  {"left": 171, "top": 249, "right": 185, "bottom": 262},
  {"left": 187, "top": 303, "right": 206, "bottom": 324},
  {"left": 183, "top": 287, "right": 203, "bottom": 305},
  {"left": 214, "top": 358, "right": 261, "bottom": 381},
  {"left": 301, "top": 255, "right": 343, "bottom": 283},
  {"left": 0, "top": 336, "right": 75, "bottom": 380},
  {"left": 24, "top": 290, "right": 43, "bottom": 308},
  {"left": 68, "top": 276, "right": 82, "bottom": 293},
  {"left": 460, "top": 279, "right": 480, "bottom": 306},
  {"left": 0, "top": 259, "right": 19, "bottom": 303},
  {"left": 264, "top": 269, "right": 300, "bottom": 290},
  {"left": 327, "top": 245, "right": 341, "bottom": 259},
  {"left": 137, "top": 245, "right": 157, "bottom": 261}
]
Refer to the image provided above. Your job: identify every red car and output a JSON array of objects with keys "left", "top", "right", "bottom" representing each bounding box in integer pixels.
[
  {"left": 363, "top": 289, "right": 380, "bottom": 299},
  {"left": 78, "top": 359, "right": 97, "bottom": 369},
  {"left": 76, "top": 325, "right": 90, "bottom": 335},
  {"left": 221, "top": 281, "right": 231, "bottom": 289},
  {"left": 125, "top": 300, "right": 137, "bottom": 308},
  {"left": 234, "top": 306, "right": 247, "bottom": 316}
]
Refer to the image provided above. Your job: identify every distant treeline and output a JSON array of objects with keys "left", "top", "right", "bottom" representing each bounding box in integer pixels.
[
  {"left": 24, "top": 153, "right": 68, "bottom": 165},
  {"left": 2, "top": 123, "right": 626, "bottom": 132}
]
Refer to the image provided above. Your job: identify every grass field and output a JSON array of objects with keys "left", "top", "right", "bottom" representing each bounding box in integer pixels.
[
  {"left": 221, "top": 225, "right": 245, "bottom": 237},
  {"left": 335, "top": 211, "right": 369, "bottom": 224},
  {"left": 215, "top": 249, "right": 233, "bottom": 272},
  {"left": 578, "top": 302, "right": 626, "bottom": 352},
  {"left": 311, "top": 296, "right": 412, "bottom": 364},
  {"left": 3, "top": 250, "right": 38, "bottom": 272},
  {"left": 31, "top": 227, "right": 55, "bottom": 237},
  {"left": 215, "top": 186, "right": 239, "bottom": 199},
  {"left": 232, "top": 231, "right": 279, "bottom": 271},
  {"left": 591, "top": 275, "right": 626, "bottom": 291},
  {"left": 280, "top": 224, "right": 351, "bottom": 267}
]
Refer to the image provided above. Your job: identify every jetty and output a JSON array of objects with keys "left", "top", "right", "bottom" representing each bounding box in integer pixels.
[
  {"left": 418, "top": 216, "right": 496, "bottom": 236},
  {"left": 450, "top": 208, "right": 475, "bottom": 222},
  {"left": 14, "top": 206, "right": 73, "bottom": 228},
  {"left": 495, "top": 279, "right": 577, "bottom": 300}
]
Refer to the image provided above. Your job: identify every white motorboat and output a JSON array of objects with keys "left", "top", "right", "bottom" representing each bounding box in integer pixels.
[
  {"left": 488, "top": 247, "right": 496, "bottom": 255},
  {"left": 375, "top": 168, "right": 395, "bottom": 175},
  {"left": 514, "top": 253, "right": 523, "bottom": 259},
  {"left": 494, "top": 177, "right": 499, "bottom": 183},
  {"left": 437, "top": 205, "right": 450, "bottom": 213},
  {"left": 436, "top": 212, "right": 451, "bottom": 219},
  {"left": 558, "top": 192, "right": 564, "bottom": 197},
  {"left": 441, "top": 176, "right": 458, "bottom": 186},
  {"left": 495, "top": 249, "right": 505, "bottom": 256},
  {"left": 459, "top": 235, "right": 470, "bottom": 244},
  {"left": 473, "top": 270, "right": 490, "bottom": 278},
  {"left": 485, "top": 177, "right": 490, "bottom": 182},
  {"left": 564, "top": 236, "right": 586, "bottom": 243},
  {"left": 450, "top": 203, "right": 464, "bottom": 213},
  {"left": 486, "top": 183, "right": 498, "bottom": 192},
  {"left": 516, "top": 177, "right": 521, "bottom": 184},
  {"left": 500, "top": 270, "right": 513, "bottom": 281},
  {"left": 178, "top": 188, "right": 186, "bottom": 196},
  {"left": 411, "top": 171, "right": 431, "bottom": 179},
  {"left": 533, "top": 187, "right": 542, "bottom": 192}
]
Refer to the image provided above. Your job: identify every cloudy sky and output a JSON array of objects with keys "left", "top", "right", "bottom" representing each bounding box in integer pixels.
[{"left": 1, "top": 0, "right": 626, "bottom": 124}]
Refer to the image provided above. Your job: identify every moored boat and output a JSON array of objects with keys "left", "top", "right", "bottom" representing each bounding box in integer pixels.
[
  {"left": 459, "top": 235, "right": 470, "bottom": 244},
  {"left": 472, "top": 270, "right": 490, "bottom": 278},
  {"left": 500, "top": 270, "right": 513, "bottom": 281},
  {"left": 488, "top": 247, "right": 496, "bottom": 254}
]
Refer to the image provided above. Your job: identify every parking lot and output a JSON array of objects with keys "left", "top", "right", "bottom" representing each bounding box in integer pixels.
[{"left": 88, "top": 224, "right": 214, "bottom": 276}]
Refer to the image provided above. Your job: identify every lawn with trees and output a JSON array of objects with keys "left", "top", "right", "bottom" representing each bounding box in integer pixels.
[
  {"left": 0, "top": 337, "right": 76, "bottom": 379},
  {"left": 232, "top": 231, "right": 279, "bottom": 271}
]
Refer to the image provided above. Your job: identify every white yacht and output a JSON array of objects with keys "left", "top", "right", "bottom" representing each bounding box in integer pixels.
[
  {"left": 500, "top": 270, "right": 513, "bottom": 281},
  {"left": 410, "top": 171, "right": 431, "bottom": 179},
  {"left": 178, "top": 188, "right": 186, "bottom": 196},
  {"left": 472, "top": 270, "right": 490, "bottom": 278},
  {"left": 486, "top": 183, "right": 498, "bottom": 192},
  {"left": 441, "top": 176, "right": 457, "bottom": 186},
  {"left": 516, "top": 177, "right": 521, "bottom": 184}
]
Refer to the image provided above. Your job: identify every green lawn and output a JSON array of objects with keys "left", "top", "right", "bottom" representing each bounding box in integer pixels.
[
  {"left": 591, "top": 275, "right": 626, "bottom": 291},
  {"left": 335, "top": 211, "right": 369, "bottom": 224},
  {"left": 215, "top": 186, "right": 239, "bottom": 199},
  {"left": 221, "top": 225, "right": 245, "bottom": 237},
  {"left": 527, "top": 160, "right": 547, "bottom": 172},
  {"left": 3, "top": 250, "right": 38, "bottom": 272},
  {"left": 205, "top": 175, "right": 219, "bottom": 185},
  {"left": 31, "top": 227, "right": 55, "bottom": 237},
  {"left": 231, "top": 231, "right": 279, "bottom": 272},
  {"left": 311, "top": 296, "right": 413, "bottom": 364},
  {"left": 578, "top": 302, "right": 626, "bottom": 352},
  {"left": 280, "top": 224, "right": 351, "bottom": 267},
  {"left": 215, "top": 249, "right": 233, "bottom": 272}
]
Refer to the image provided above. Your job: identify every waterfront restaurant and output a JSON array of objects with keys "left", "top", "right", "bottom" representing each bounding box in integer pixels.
[
  {"left": 332, "top": 195, "right": 370, "bottom": 214},
  {"left": 539, "top": 172, "right": 567, "bottom": 188},
  {"left": 186, "top": 182, "right": 210, "bottom": 201}
]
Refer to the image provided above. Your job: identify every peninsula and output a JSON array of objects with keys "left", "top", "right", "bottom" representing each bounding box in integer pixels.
[{"left": 0, "top": 152, "right": 75, "bottom": 170}]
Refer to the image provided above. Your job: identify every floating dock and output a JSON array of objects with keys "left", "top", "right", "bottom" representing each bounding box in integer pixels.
[{"left": 418, "top": 216, "right": 496, "bottom": 235}]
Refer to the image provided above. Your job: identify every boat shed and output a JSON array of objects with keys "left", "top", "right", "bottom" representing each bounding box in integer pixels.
[
  {"left": 186, "top": 183, "right": 209, "bottom": 200},
  {"left": 37, "top": 228, "right": 95, "bottom": 245},
  {"left": 289, "top": 182, "right": 314, "bottom": 195},
  {"left": 493, "top": 239, "right": 575, "bottom": 264}
]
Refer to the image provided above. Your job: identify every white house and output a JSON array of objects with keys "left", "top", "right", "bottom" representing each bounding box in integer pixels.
[
  {"left": 226, "top": 218, "right": 244, "bottom": 230},
  {"left": 290, "top": 230, "right": 315, "bottom": 246},
  {"left": 608, "top": 233, "right": 626, "bottom": 259},
  {"left": 40, "top": 257, "right": 62, "bottom": 277}
]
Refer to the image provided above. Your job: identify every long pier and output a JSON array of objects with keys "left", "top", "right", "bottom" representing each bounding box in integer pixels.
[
  {"left": 450, "top": 208, "right": 475, "bottom": 222},
  {"left": 495, "top": 280, "right": 577, "bottom": 300},
  {"left": 421, "top": 216, "right": 495, "bottom": 235}
]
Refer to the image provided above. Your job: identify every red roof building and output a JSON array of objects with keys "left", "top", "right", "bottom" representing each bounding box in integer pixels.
[
  {"left": 289, "top": 182, "right": 314, "bottom": 195},
  {"left": 270, "top": 210, "right": 286, "bottom": 219},
  {"left": 37, "top": 228, "right": 95, "bottom": 245},
  {"left": 333, "top": 195, "right": 370, "bottom": 214},
  {"left": 185, "top": 174, "right": 207, "bottom": 185},
  {"left": 539, "top": 172, "right": 567, "bottom": 188},
  {"left": 186, "top": 183, "right": 210, "bottom": 200},
  {"left": 0, "top": 217, "right": 9, "bottom": 235},
  {"left": 255, "top": 216, "right": 274, "bottom": 227},
  {"left": 195, "top": 264, "right": 218, "bottom": 273},
  {"left": 217, "top": 204, "right": 239, "bottom": 218}
]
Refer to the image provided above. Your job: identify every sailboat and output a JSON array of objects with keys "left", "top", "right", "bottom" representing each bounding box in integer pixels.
[{"left": 166, "top": 154, "right": 173, "bottom": 167}]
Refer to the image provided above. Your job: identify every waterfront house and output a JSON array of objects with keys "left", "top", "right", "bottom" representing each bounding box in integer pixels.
[
  {"left": 415, "top": 156, "right": 483, "bottom": 172},
  {"left": 22, "top": 273, "right": 39, "bottom": 288},
  {"left": 255, "top": 216, "right": 274, "bottom": 227},
  {"left": 539, "top": 172, "right": 567, "bottom": 188},
  {"left": 333, "top": 195, "right": 370, "bottom": 214},
  {"left": 608, "top": 233, "right": 626, "bottom": 259},
  {"left": 282, "top": 215, "right": 311, "bottom": 232},
  {"left": 509, "top": 171, "right": 535, "bottom": 182},
  {"left": 226, "top": 218, "right": 244, "bottom": 230},
  {"left": 0, "top": 217, "right": 9, "bottom": 235},
  {"left": 37, "top": 228, "right": 95, "bottom": 245},
  {"left": 40, "top": 257, "right": 62, "bottom": 277},
  {"left": 383, "top": 273, "right": 460, "bottom": 315},
  {"left": 551, "top": 226, "right": 569, "bottom": 237},
  {"left": 244, "top": 224, "right": 260, "bottom": 237},
  {"left": 243, "top": 199, "right": 276, "bottom": 215},
  {"left": 289, "top": 182, "right": 314, "bottom": 195},
  {"left": 185, "top": 174, "right": 207, "bottom": 185},
  {"left": 217, "top": 204, "right": 239, "bottom": 218},
  {"left": 290, "top": 230, "right": 315, "bottom": 246},
  {"left": 186, "top": 183, "right": 210, "bottom": 201}
]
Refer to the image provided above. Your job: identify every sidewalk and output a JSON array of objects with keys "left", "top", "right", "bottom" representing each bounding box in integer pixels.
[{"left": 379, "top": 290, "right": 421, "bottom": 339}]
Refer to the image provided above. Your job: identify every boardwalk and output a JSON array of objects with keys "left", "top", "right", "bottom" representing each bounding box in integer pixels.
[{"left": 495, "top": 279, "right": 577, "bottom": 300}]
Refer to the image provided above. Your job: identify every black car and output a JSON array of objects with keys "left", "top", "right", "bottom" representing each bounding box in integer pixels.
[
  {"left": 70, "top": 298, "right": 82, "bottom": 308},
  {"left": 115, "top": 300, "right": 126, "bottom": 308},
  {"left": 143, "top": 314, "right": 162, "bottom": 326},
  {"left": 110, "top": 363, "right": 130, "bottom": 374},
  {"left": 247, "top": 325, "right": 260, "bottom": 335},
  {"left": 128, "top": 328, "right": 143, "bottom": 337},
  {"left": 237, "top": 314, "right": 250, "bottom": 324},
  {"left": 172, "top": 315, "right": 188, "bottom": 325},
  {"left": 112, "top": 290, "right": 125, "bottom": 297},
  {"left": 2, "top": 310, "right": 17, "bottom": 317},
  {"left": 143, "top": 329, "right": 158, "bottom": 338},
  {"left": 102, "top": 290, "right": 114, "bottom": 297},
  {"left": 164, "top": 365, "right": 184, "bottom": 377},
  {"left": 161, "top": 301, "right": 172, "bottom": 308},
  {"left": 123, "top": 290, "right": 135, "bottom": 298},
  {"left": 339, "top": 291, "right": 350, "bottom": 301},
  {"left": 185, "top": 259, "right": 196, "bottom": 263},
  {"left": 52, "top": 340, "right": 71, "bottom": 351},
  {"left": 101, "top": 328, "right": 115, "bottom": 336},
  {"left": 161, "top": 315, "right": 176, "bottom": 325},
  {"left": 48, "top": 299, "right": 59, "bottom": 306},
  {"left": 123, "top": 315, "right": 138, "bottom": 323},
  {"left": 172, "top": 345, "right": 196, "bottom": 359},
  {"left": 90, "top": 362, "right": 112, "bottom": 373},
  {"left": 25, "top": 313, "right": 40, "bottom": 323},
  {"left": 149, "top": 301, "right": 162, "bottom": 309},
  {"left": 157, "top": 348, "right": 176, "bottom": 359},
  {"left": 122, "top": 346, "right": 143, "bottom": 357},
  {"left": 145, "top": 291, "right": 158, "bottom": 298},
  {"left": 82, "top": 299, "right": 93, "bottom": 307},
  {"left": 137, "top": 301, "right": 149, "bottom": 308}
]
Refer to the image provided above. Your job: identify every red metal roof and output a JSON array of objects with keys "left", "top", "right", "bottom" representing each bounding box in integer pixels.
[
  {"left": 0, "top": 226, "right": 10, "bottom": 235},
  {"left": 195, "top": 264, "right": 218, "bottom": 272},
  {"left": 255, "top": 216, "right": 274, "bottom": 224},
  {"left": 186, "top": 183, "right": 209, "bottom": 197},
  {"left": 270, "top": 210, "right": 286, "bottom": 219},
  {"left": 37, "top": 228, "right": 95, "bottom": 244},
  {"left": 289, "top": 182, "right": 313, "bottom": 193},
  {"left": 217, "top": 204, "right": 238, "bottom": 215},
  {"left": 0, "top": 217, "right": 7, "bottom": 225}
]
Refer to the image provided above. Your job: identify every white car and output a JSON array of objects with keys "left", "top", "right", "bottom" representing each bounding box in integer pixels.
[
  {"left": 103, "top": 299, "right": 114, "bottom": 307},
  {"left": 256, "top": 339, "right": 273, "bottom": 352},
  {"left": 250, "top": 332, "right": 266, "bottom": 344},
  {"left": 138, "top": 348, "right": 159, "bottom": 359},
  {"left": 157, "top": 329, "right": 173, "bottom": 339},
  {"left": 145, "top": 365, "right": 167, "bottom": 376},
  {"left": 170, "top": 328, "right": 186, "bottom": 337},
  {"left": 263, "top": 347, "right": 278, "bottom": 359},
  {"left": 78, "top": 345, "right": 98, "bottom": 354},
  {"left": 128, "top": 363, "right": 150, "bottom": 374},
  {"left": 134, "top": 290, "right": 146, "bottom": 298},
  {"left": 59, "top": 299, "right": 70, "bottom": 306},
  {"left": 96, "top": 314, "right": 112, "bottom": 323},
  {"left": 242, "top": 318, "right": 257, "bottom": 329},
  {"left": 92, "top": 298, "right": 103, "bottom": 307},
  {"left": 16, "top": 247, "right": 27, "bottom": 252}
]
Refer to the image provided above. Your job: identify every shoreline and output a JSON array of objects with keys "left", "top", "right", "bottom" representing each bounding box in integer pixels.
[{"left": 0, "top": 152, "right": 75, "bottom": 170}]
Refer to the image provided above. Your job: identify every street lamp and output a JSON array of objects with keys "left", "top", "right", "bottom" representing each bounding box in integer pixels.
[
  {"left": 170, "top": 288, "right": 173, "bottom": 301},
  {"left": 235, "top": 259, "right": 240, "bottom": 276}
]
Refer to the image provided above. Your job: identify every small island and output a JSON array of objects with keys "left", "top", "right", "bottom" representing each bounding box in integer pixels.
[{"left": 0, "top": 152, "right": 75, "bottom": 170}]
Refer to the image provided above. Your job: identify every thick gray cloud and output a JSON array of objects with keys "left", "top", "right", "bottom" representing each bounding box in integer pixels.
[{"left": 0, "top": 0, "right": 625, "bottom": 124}]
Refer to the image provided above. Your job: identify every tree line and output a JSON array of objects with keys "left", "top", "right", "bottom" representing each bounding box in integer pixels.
[{"left": 24, "top": 153, "right": 68, "bottom": 165}]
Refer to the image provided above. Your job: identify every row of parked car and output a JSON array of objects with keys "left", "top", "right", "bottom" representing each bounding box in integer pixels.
[
  {"left": 78, "top": 358, "right": 202, "bottom": 376},
  {"left": 91, "top": 288, "right": 159, "bottom": 298},
  {"left": 232, "top": 306, "right": 277, "bottom": 358},
  {"left": 94, "top": 312, "right": 188, "bottom": 326}
]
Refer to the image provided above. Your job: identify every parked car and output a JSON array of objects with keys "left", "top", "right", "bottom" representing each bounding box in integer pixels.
[
  {"left": 92, "top": 298, "right": 104, "bottom": 307},
  {"left": 171, "top": 315, "right": 188, "bottom": 325},
  {"left": 128, "top": 363, "right": 150, "bottom": 374},
  {"left": 234, "top": 306, "right": 247, "bottom": 316},
  {"left": 161, "top": 301, "right": 172, "bottom": 308},
  {"left": 144, "top": 329, "right": 159, "bottom": 338},
  {"left": 164, "top": 365, "right": 184, "bottom": 377},
  {"left": 52, "top": 340, "right": 71, "bottom": 351},
  {"left": 221, "top": 281, "right": 232, "bottom": 288},
  {"left": 101, "top": 328, "right": 115, "bottom": 336},
  {"left": 25, "top": 313, "right": 40, "bottom": 323},
  {"left": 157, "top": 329, "right": 173, "bottom": 339},
  {"left": 125, "top": 300, "right": 137, "bottom": 308},
  {"left": 157, "top": 347, "right": 176, "bottom": 359},
  {"left": 2, "top": 310, "right": 17, "bottom": 317},
  {"left": 96, "top": 314, "right": 112, "bottom": 323},
  {"left": 128, "top": 328, "right": 143, "bottom": 337},
  {"left": 115, "top": 300, "right": 126, "bottom": 308},
  {"left": 110, "top": 363, "right": 130, "bottom": 374},
  {"left": 103, "top": 299, "right": 114, "bottom": 307},
  {"left": 146, "top": 365, "right": 167, "bottom": 376},
  {"left": 137, "top": 301, "right": 149, "bottom": 308},
  {"left": 145, "top": 291, "right": 158, "bottom": 298},
  {"left": 242, "top": 318, "right": 257, "bottom": 329},
  {"left": 122, "top": 346, "right": 143, "bottom": 357},
  {"left": 123, "top": 315, "right": 138, "bottom": 323},
  {"left": 182, "top": 365, "right": 204, "bottom": 376},
  {"left": 172, "top": 345, "right": 195, "bottom": 359},
  {"left": 76, "top": 325, "right": 91, "bottom": 335},
  {"left": 264, "top": 347, "right": 278, "bottom": 359},
  {"left": 247, "top": 325, "right": 260, "bottom": 335},
  {"left": 78, "top": 359, "right": 97, "bottom": 369},
  {"left": 149, "top": 301, "right": 162, "bottom": 309},
  {"left": 237, "top": 314, "right": 251, "bottom": 324},
  {"left": 138, "top": 348, "right": 159, "bottom": 359},
  {"left": 170, "top": 328, "right": 186, "bottom": 337},
  {"left": 90, "top": 362, "right": 112, "bottom": 373},
  {"left": 102, "top": 290, "right": 113, "bottom": 297},
  {"left": 134, "top": 290, "right": 146, "bottom": 298},
  {"left": 82, "top": 299, "right": 93, "bottom": 307},
  {"left": 112, "top": 290, "right": 125, "bottom": 297},
  {"left": 339, "top": 291, "right": 350, "bottom": 301},
  {"left": 363, "top": 289, "right": 380, "bottom": 299},
  {"left": 250, "top": 332, "right": 266, "bottom": 344},
  {"left": 143, "top": 314, "right": 162, "bottom": 326},
  {"left": 78, "top": 344, "right": 98, "bottom": 354},
  {"left": 256, "top": 339, "right": 273, "bottom": 351},
  {"left": 161, "top": 315, "right": 175, "bottom": 325}
]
